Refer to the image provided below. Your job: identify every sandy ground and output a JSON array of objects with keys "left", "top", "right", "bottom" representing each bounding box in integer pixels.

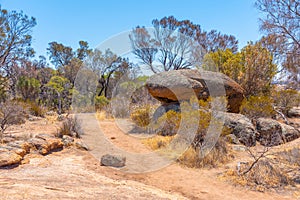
[{"left": 0, "top": 114, "right": 299, "bottom": 199}]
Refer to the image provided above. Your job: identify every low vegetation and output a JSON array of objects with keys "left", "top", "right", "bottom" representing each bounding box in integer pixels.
[
  {"left": 224, "top": 146, "right": 300, "bottom": 192},
  {"left": 178, "top": 137, "right": 232, "bottom": 168},
  {"left": 240, "top": 95, "right": 275, "bottom": 119},
  {"left": 57, "top": 116, "right": 83, "bottom": 138},
  {"left": 0, "top": 101, "right": 26, "bottom": 138}
]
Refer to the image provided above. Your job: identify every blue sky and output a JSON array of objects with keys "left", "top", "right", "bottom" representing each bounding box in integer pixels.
[{"left": 0, "top": 0, "right": 262, "bottom": 58}]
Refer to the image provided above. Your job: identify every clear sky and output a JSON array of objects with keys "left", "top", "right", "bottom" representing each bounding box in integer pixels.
[{"left": 0, "top": 0, "right": 262, "bottom": 58}]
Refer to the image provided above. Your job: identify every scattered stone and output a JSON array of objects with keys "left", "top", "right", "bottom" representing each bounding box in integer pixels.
[
  {"left": 256, "top": 118, "right": 300, "bottom": 146},
  {"left": 146, "top": 69, "right": 245, "bottom": 113},
  {"left": 287, "top": 107, "right": 300, "bottom": 118},
  {"left": 28, "top": 115, "right": 43, "bottom": 121},
  {"left": 0, "top": 150, "right": 22, "bottom": 167},
  {"left": 62, "top": 135, "right": 74, "bottom": 146},
  {"left": 100, "top": 154, "right": 126, "bottom": 168},
  {"left": 46, "top": 111, "right": 56, "bottom": 116},
  {"left": 75, "top": 140, "right": 89, "bottom": 151},
  {"left": 232, "top": 145, "right": 247, "bottom": 152},
  {"left": 57, "top": 115, "right": 64, "bottom": 121},
  {"left": 216, "top": 112, "right": 257, "bottom": 146},
  {"left": 35, "top": 133, "right": 56, "bottom": 140}
]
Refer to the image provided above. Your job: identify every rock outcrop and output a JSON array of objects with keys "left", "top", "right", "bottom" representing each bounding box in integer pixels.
[
  {"left": 28, "top": 134, "right": 63, "bottom": 155},
  {"left": 256, "top": 118, "right": 300, "bottom": 146},
  {"left": 0, "top": 150, "right": 22, "bottom": 167},
  {"left": 146, "top": 69, "right": 245, "bottom": 113},
  {"left": 216, "top": 112, "right": 257, "bottom": 146}
]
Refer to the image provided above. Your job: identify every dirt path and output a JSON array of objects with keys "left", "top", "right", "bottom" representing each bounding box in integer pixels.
[
  {"left": 77, "top": 113, "right": 296, "bottom": 200},
  {"left": 0, "top": 114, "right": 298, "bottom": 199}
]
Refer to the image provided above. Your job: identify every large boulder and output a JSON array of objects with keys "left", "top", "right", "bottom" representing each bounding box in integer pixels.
[
  {"left": 146, "top": 69, "right": 245, "bottom": 113},
  {"left": 216, "top": 112, "right": 257, "bottom": 146},
  {"left": 256, "top": 118, "right": 300, "bottom": 146}
]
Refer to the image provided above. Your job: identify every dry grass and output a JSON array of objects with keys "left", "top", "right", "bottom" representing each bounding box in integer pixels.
[
  {"left": 95, "top": 110, "right": 113, "bottom": 120},
  {"left": 130, "top": 106, "right": 151, "bottom": 127},
  {"left": 142, "top": 135, "right": 175, "bottom": 150},
  {"left": 45, "top": 115, "right": 58, "bottom": 124},
  {"left": 224, "top": 159, "right": 292, "bottom": 192},
  {"left": 96, "top": 110, "right": 108, "bottom": 120},
  {"left": 178, "top": 137, "right": 233, "bottom": 168},
  {"left": 57, "top": 116, "right": 83, "bottom": 138},
  {"left": 223, "top": 146, "right": 300, "bottom": 192}
]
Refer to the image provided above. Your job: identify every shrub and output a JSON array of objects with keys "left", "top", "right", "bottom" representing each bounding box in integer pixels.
[
  {"left": 276, "top": 147, "right": 300, "bottom": 167},
  {"left": 237, "top": 159, "right": 290, "bottom": 191},
  {"left": 130, "top": 105, "right": 152, "bottom": 127},
  {"left": 272, "top": 89, "right": 300, "bottom": 115},
  {"left": 27, "top": 101, "right": 45, "bottom": 117},
  {"left": 240, "top": 95, "right": 275, "bottom": 119},
  {"left": 224, "top": 147, "right": 296, "bottom": 192},
  {"left": 94, "top": 95, "right": 110, "bottom": 111},
  {"left": 0, "top": 101, "right": 26, "bottom": 137},
  {"left": 154, "top": 110, "right": 181, "bottom": 136},
  {"left": 96, "top": 110, "right": 109, "bottom": 120},
  {"left": 177, "top": 137, "right": 232, "bottom": 168},
  {"left": 58, "top": 116, "right": 83, "bottom": 138},
  {"left": 17, "top": 76, "right": 41, "bottom": 101}
]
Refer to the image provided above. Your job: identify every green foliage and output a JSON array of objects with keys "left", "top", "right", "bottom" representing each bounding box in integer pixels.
[
  {"left": 0, "top": 7, "right": 36, "bottom": 72},
  {"left": 202, "top": 49, "right": 243, "bottom": 82},
  {"left": 46, "top": 76, "right": 70, "bottom": 93},
  {"left": 94, "top": 95, "right": 110, "bottom": 110},
  {"left": 17, "top": 76, "right": 41, "bottom": 101},
  {"left": 272, "top": 89, "right": 300, "bottom": 115},
  {"left": 46, "top": 76, "right": 71, "bottom": 114},
  {"left": 240, "top": 42, "right": 277, "bottom": 96},
  {"left": 202, "top": 43, "right": 277, "bottom": 97},
  {"left": 240, "top": 95, "right": 275, "bottom": 119}
]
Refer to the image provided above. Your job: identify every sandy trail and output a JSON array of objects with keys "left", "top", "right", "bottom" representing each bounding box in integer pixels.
[
  {"left": 0, "top": 113, "right": 298, "bottom": 199},
  {"left": 78, "top": 113, "right": 296, "bottom": 200}
]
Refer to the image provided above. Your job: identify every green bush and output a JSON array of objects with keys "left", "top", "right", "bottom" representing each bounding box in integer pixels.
[
  {"left": 17, "top": 76, "right": 41, "bottom": 101},
  {"left": 240, "top": 95, "right": 275, "bottom": 119},
  {"left": 147, "top": 100, "right": 232, "bottom": 169},
  {"left": 94, "top": 95, "right": 110, "bottom": 110}
]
